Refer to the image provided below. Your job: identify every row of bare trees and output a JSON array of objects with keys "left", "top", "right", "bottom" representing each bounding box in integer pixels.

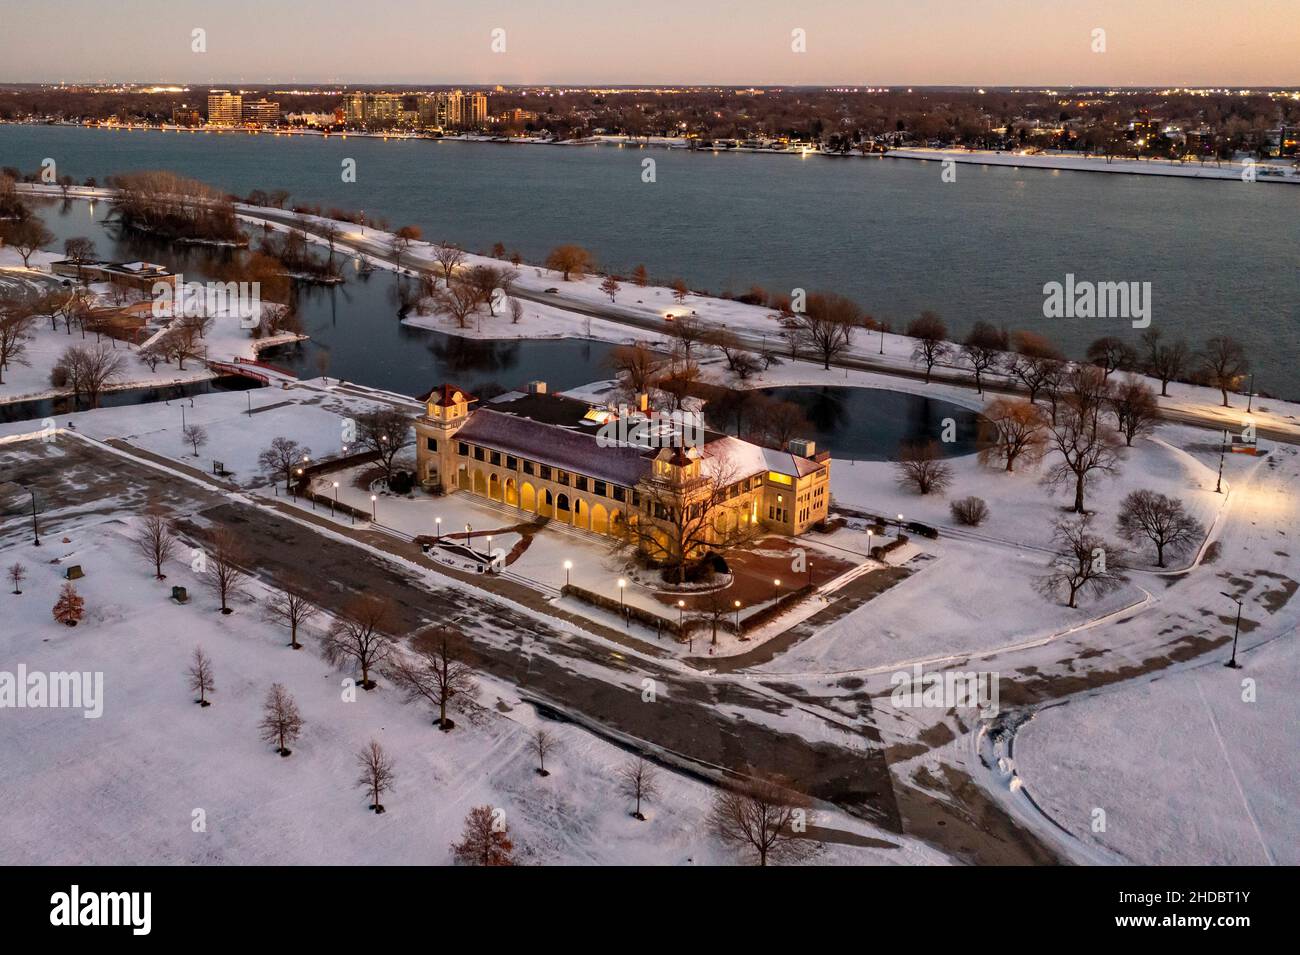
[{"left": 909, "top": 312, "right": 1251, "bottom": 408}]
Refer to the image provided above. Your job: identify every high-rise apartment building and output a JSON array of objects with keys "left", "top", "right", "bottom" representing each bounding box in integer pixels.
[{"left": 206, "top": 90, "right": 242, "bottom": 125}]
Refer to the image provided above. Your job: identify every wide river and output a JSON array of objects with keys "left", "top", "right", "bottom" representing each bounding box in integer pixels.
[{"left": 2, "top": 125, "right": 1296, "bottom": 398}]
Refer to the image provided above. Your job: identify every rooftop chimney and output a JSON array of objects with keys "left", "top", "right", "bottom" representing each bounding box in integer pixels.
[{"left": 788, "top": 438, "right": 816, "bottom": 458}]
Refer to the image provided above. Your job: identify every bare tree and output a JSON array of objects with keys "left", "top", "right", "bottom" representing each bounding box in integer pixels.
[
  {"left": 205, "top": 527, "right": 248, "bottom": 614},
  {"left": 259, "top": 682, "right": 304, "bottom": 756},
  {"left": 1, "top": 218, "right": 55, "bottom": 267},
  {"left": 1198, "top": 336, "right": 1249, "bottom": 407},
  {"left": 258, "top": 436, "right": 312, "bottom": 491},
  {"left": 452, "top": 806, "right": 515, "bottom": 866},
  {"left": 1108, "top": 376, "right": 1159, "bottom": 446},
  {"left": 959, "top": 321, "right": 1006, "bottom": 394},
  {"left": 385, "top": 629, "right": 478, "bottom": 729},
  {"left": 796, "top": 292, "right": 860, "bottom": 369},
  {"left": 608, "top": 342, "right": 666, "bottom": 394},
  {"left": 508, "top": 295, "right": 524, "bottom": 324},
  {"left": 8, "top": 561, "right": 27, "bottom": 594},
  {"left": 1085, "top": 336, "right": 1137, "bottom": 378},
  {"left": 1037, "top": 515, "right": 1129, "bottom": 608},
  {"left": 1043, "top": 367, "right": 1124, "bottom": 513},
  {"left": 355, "top": 739, "right": 397, "bottom": 814},
  {"left": 182, "top": 423, "right": 208, "bottom": 457},
  {"left": 390, "top": 224, "right": 422, "bottom": 267},
  {"left": 133, "top": 512, "right": 178, "bottom": 579},
  {"left": 532, "top": 727, "right": 558, "bottom": 776},
  {"left": 1140, "top": 329, "right": 1191, "bottom": 397},
  {"left": 187, "top": 646, "right": 215, "bottom": 706},
  {"left": 545, "top": 244, "right": 592, "bottom": 281},
  {"left": 1006, "top": 331, "right": 1066, "bottom": 403},
  {"left": 907, "top": 310, "right": 950, "bottom": 383},
  {"left": 62, "top": 236, "right": 96, "bottom": 277},
  {"left": 465, "top": 264, "right": 518, "bottom": 316},
  {"left": 623, "top": 455, "right": 747, "bottom": 583},
  {"left": 709, "top": 773, "right": 814, "bottom": 866},
  {"left": 322, "top": 594, "right": 395, "bottom": 690},
  {"left": 616, "top": 757, "right": 662, "bottom": 820},
  {"left": 56, "top": 342, "right": 124, "bottom": 408},
  {"left": 978, "top": 398, "right": 1048, "bottom": 472},
  {"left": 1117, "top": 490, "right": 1204, "bottom": 568},
  {"left": 262, "top": 578, "right": 318, "bottom": 649},
  {"left": 433, "top": 276, "right": 481, "bottom": 329},
  {"left": 600, "top": 274, "right": 620, "bottom": 302},
  {"left": 431, "top": 242, "right": 466, "bottom": 285},
  {"left": 0, "top": 306, "right": 37, "bottom": 385},
  {"left": 894, "top": 440, "right": 954, "bottom": 495},
  {"left": 355, "top": 409, "right": 413, "bottom": 485}
]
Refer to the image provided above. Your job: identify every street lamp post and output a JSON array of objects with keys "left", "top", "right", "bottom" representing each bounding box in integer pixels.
[
  {"left": 867, "top": 529, "right": 874, "bottom": 558},
  {"left": 773, "top": 578, "right": 781, "bottom": 602},
  {"left": 618, "top": 578, "right": 628, "bottom": 627},
  {"left": 435, "top": 517, "right": 441, "bottom": 542},
  {"left": 1215, "top": 430, "right": 1227, "bottom": 494},
  {"left": 1246, "top": 374, "right": 1255, "bottom": 414},
  {"left": 486, "top": 535, "right": 493, "bottom": 572},
  {"left": 733, "top": 600, "right": 742, "bottom": 633},
  {"left": 332, "top": 481, "right": 339, "bottom": 516},
  {"left": 897, "top": 513, "right": 905, "bottom": 539},
  {"left": 1220, "top": 592, "right": 1243, "bottom": 669},
  {"left": 31, "top": 491, "right": 40, "bottom": 546},
  {"left": 563, "top": 560, "right": 572, "bottom": 588},
  {"left": 370, "top": 494, "right": 377, "bottom": 521}
]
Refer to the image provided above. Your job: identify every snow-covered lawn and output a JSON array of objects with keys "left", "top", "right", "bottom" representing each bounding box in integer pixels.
[
  {"left": 1, "top": 247, "right": 303, "bottom": 406},
  {"left": 0, "top": 520, "right": 928, "bottom": 865}
]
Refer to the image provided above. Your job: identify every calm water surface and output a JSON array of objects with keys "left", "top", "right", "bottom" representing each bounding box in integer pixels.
[{"left": 3, "top": 124, "right": 1295, "bottom": 397}]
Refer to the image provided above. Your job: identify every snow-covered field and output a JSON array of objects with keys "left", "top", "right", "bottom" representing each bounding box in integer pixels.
[{"left": 0, "top": 511, "right": 929, "bottom": 866}]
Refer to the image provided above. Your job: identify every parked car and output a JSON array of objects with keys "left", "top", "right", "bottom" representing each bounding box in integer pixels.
[{"left": 544, "top": 287, "right": 559, "bottom": 294}]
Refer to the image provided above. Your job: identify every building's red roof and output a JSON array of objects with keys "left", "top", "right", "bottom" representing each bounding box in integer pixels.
[{"left": 417, "top": 383, "right": 476, "bottom": 406}]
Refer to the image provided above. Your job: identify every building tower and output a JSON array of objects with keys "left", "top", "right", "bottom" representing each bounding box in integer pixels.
[{"left": 414, "top": 384, "right": 476, "bottom": 491}]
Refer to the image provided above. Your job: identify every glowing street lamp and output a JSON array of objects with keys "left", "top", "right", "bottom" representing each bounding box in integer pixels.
[
  {"left": 435, "top": 517, "right": 442, "bottom": 541},
  {"left": 733, "top": 599, "right": 742, "bottom": 632},
  {"left": 867, "top": 528, "right": 874, "bottom": 557},
  {"left": 897, "top": 513, "right": 905, "bottom": 539},
  {"left": 370, "top": 494, "right": 377, "bottom": 521},
  {"left": 563, "top": 560, "right": 572, "bottom": 587},
  {"left": 677, "top": 599, "right": 685, "bottom": 626},
  {"left": 773, "top": 578, "right": 781, "bottom": 602},
  {"left": 486, "top": 535, "right": 493, "bottom": 571},
  {"left": 331, "top": 480, "right": 339, "bottom": 516},
  {"left": 617, "top": 578, "right": 627, "bottom": 607}
]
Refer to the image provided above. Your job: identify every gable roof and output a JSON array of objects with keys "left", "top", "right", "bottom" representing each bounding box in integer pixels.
[{"left": 418, "top": 383, "right": 475, "bottom": 407}]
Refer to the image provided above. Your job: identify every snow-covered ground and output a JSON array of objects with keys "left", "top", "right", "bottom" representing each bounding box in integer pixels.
[
  {"left": 0, "top": 522, "right": 929, "bottom": 865},
  {"left": 1003, "top": 441, "right": 1300, "bottom": 865},
  {"left": 1, "top": 245, "right": 301, "bottom": 406}
]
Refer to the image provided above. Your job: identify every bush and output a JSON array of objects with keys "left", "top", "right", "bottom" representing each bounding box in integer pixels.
[
  {"left": 950, "top": 496, "right": 989, "bottom": 527},
  {"left": 387, "top": 470, "right": 414, "bottom": 494}
]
